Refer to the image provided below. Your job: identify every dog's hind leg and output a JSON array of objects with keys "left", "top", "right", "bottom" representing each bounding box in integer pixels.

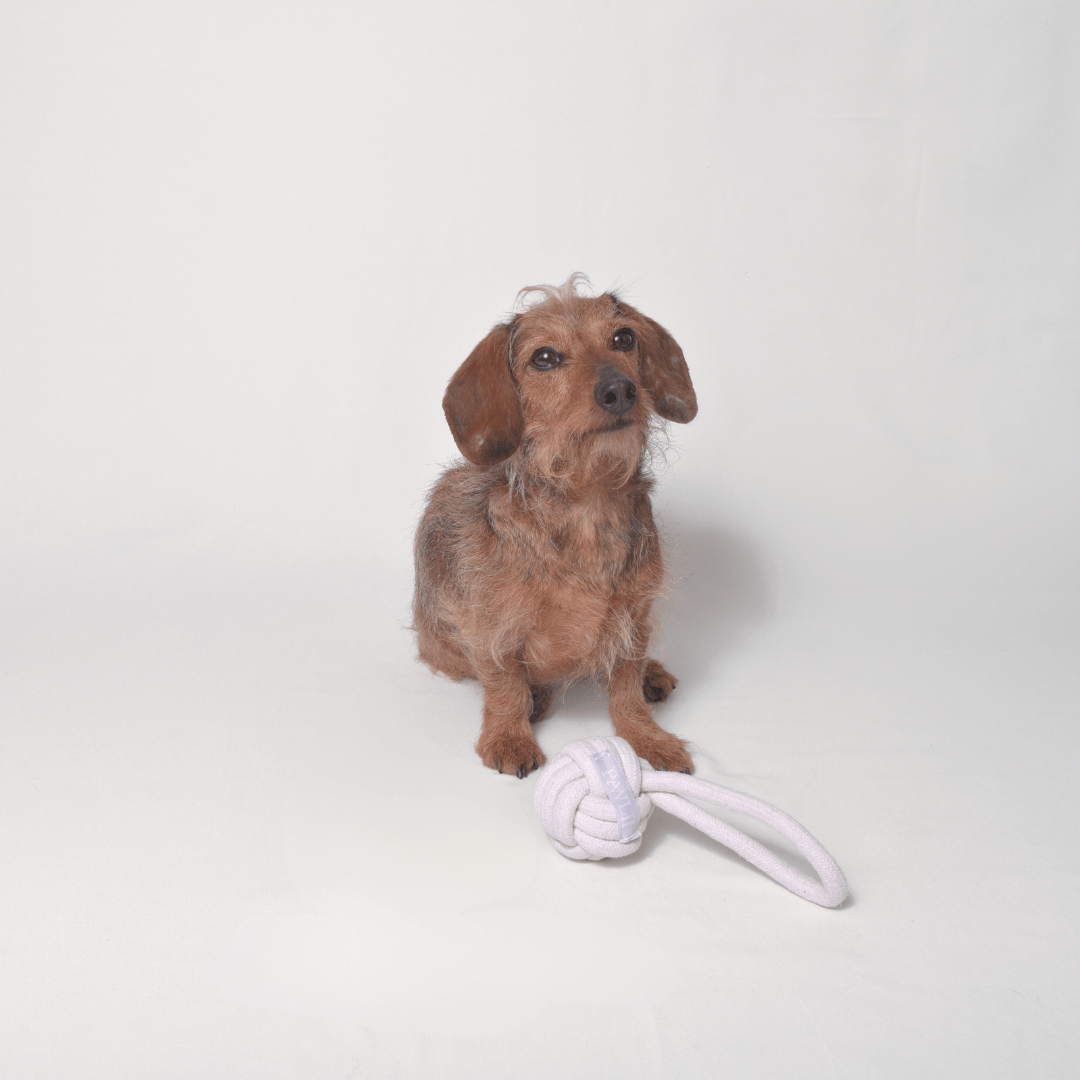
[
  {"left": 642, "top": 660, "right": 677, "bottom": 703},
  {"left": 528, "top": 684, "right": 553, "bottom": 723},
  {"left": 416, "top": 616, "right": 475, "bottom": 682}
]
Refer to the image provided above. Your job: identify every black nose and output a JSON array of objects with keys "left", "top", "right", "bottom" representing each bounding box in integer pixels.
[{"left": 594, "top": 365, "right": 638, "bottom": 415}]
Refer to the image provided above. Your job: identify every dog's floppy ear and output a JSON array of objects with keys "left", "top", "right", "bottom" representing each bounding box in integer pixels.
[
  {"left": 637, "top": 313, "right": 697, "bottom": 424},
  {"left": 443, "top": 320, "right": 524, "bottom": 467}
]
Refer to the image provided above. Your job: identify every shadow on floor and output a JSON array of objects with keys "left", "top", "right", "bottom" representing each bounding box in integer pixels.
[
  {"left": 656, "top": 519, "right": 773, "bottom": 687},
  {"left": 547, "top": 518, "right": 772, "bottom": 718}
]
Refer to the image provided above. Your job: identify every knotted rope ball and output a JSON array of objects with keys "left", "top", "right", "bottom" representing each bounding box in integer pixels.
[{"left": 534, "top": 736, "right": 849, "bottom": 908}]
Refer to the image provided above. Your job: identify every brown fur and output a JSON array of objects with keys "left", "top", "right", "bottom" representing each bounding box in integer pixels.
[{"left": 413, "top": 275, "right": 697, "bottom": 777}]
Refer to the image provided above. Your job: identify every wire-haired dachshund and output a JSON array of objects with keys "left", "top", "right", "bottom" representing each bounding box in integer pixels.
[{"left": 414, "top": 275, "right": 697, "bottom": 777}]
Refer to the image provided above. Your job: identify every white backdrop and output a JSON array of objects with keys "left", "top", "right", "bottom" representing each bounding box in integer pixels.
[{"left": 2, "top": 2, "right": 1078, "bottom": 1077}]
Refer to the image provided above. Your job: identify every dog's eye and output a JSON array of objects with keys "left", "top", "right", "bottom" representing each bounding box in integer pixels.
[
  {"left": 530, "top": 347, "right": 562, "bottom": 371},
  {"left": 612, "top": 329, "right": 636, "bottom": 351}
]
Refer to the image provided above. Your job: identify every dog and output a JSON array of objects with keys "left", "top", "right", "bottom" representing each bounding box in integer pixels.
[{"left": 413, "top": 274, "right": 697, "bottom": 777}]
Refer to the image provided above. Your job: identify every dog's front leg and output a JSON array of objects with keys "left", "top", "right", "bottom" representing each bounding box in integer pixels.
[
  {"left": 607, "top": 657, "right": 694, "bottom": 773},
  {"left": 474, "top": 661, "right": 546, "bottom": 778}
]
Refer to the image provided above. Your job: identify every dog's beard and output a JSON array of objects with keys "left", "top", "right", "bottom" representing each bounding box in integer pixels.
[{"left": 507, "top": 416, "right": 662, "bottom": 493}]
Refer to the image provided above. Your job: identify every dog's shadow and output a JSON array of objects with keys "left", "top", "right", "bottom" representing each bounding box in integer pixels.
[
  {"left": 553, "top": 519, "right": 771, "bottom": 716},
  {"left": 657, "top": 519, "right": 772, "bottom": 686}
]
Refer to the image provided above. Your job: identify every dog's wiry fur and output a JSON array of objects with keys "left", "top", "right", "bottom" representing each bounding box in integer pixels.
[{"left": 414, "top": 275, "right": 697, "bottom": 777}]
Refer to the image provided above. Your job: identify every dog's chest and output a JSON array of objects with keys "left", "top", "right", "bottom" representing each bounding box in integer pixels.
[
  {"left": 490, "top": 492, "right": 659, "bottom": 679},
  {"left": 481, "top": 479, "right": 659, "bottom": 587},
  {"left": 529, "top": 496, "right": 643, "bottom": 581}
]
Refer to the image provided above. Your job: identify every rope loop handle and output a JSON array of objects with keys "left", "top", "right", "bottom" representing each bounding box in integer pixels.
[{"left": 534, "top": 736, "right": 849, "bottom": 908}]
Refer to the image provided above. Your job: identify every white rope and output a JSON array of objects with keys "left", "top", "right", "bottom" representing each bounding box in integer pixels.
[{"left": 534, "top": 736, "right": 849, "bottom": 908}]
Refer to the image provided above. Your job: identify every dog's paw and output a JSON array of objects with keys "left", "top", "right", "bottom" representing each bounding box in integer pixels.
[
  {"left": 642, "top": 660, "right": 677, "bottom": 703},
  {"left": 528, "top": 684, "right": 553, "bottom": 723},
  {"left": 626, "top": 729, "right": 694, "bottom": 774},
  {"left": 477, "top": 730, "right": 546, "bottom": 778}
]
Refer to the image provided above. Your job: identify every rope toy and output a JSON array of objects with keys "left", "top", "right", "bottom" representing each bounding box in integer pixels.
[{"left": 534, "top": 736, "right": 849, "bottom": 908}]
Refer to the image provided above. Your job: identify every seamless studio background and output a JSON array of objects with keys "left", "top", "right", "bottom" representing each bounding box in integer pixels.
[{"left": 1, "top": 2, "right": 1078, "bottom": 1077}]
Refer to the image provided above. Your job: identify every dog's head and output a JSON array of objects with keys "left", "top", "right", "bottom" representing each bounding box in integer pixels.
[{"left": 443, "top": 276, "right": 696, "bottom": 477}]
